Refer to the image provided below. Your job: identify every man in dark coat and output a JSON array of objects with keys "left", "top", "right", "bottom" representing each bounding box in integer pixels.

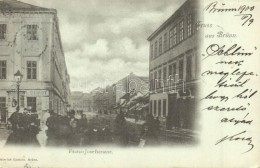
[
  {"left": 115, "top": 110, "right": 129, "bottom": 146},
  {"left": 77, "top": 114, "right": 88, "bottom": 133},
  {"left": 46, "top": 111, "right": 58, "bottom": 146},
  {"left": 6, "top": 109, "right": 26, "bottom": 145},
  {"left": 140, "top": 114, "right": 159, "bottom": 146}
]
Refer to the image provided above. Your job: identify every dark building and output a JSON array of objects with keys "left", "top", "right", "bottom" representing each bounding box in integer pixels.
[{"left": 147, "top": 0, "right": 201, "bottom": 130}]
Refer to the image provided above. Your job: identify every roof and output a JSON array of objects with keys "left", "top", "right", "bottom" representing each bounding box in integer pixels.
[
  {"left": 0, "top": 0, "right": 56, "bottom": 13},
  {"left": 138, "top": 76, "right": 149, "bottom": 84}
]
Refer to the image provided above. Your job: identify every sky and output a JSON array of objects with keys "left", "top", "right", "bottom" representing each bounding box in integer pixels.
[{"left": 23, "top": 0, "right": 186, "bottom": 92}]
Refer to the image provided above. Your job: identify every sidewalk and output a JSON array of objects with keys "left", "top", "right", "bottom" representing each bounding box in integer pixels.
[{"left": 0, "top": 128, "right": 11, "bottom": 147}]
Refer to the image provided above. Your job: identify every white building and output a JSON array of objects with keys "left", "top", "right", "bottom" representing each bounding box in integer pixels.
[{"left": 0, "top": 0, "right": 70, "bottom": 125}]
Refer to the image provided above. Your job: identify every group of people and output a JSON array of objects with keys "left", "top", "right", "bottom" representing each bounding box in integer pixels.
[
  {"left": 42, "top": 110, "right": 114, "bottom": 147},
  {"left": 45, "top": 110, "right": 92, "bottom": 146},
  {"left": 114, "top": 111, "right": 160, "bottom": 147},
  {"left": 6, "top": 108, "right": 40, "bottom": 146},
  {"left": 5, "top": 108, "right": 161, "bottom": 147}
]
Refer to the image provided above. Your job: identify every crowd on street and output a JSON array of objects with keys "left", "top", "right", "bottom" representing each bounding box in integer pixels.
[{"left": 5, "top": 108, "right": 161, "bottom": 147}]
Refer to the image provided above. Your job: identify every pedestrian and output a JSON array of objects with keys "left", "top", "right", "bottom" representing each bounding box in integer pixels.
[
  {"left": 115, "top": 110, "right": 129, "bottom": 146},
  {"left": 140, "top": 114, "right": 159, "bottom": 146},
  {"left": 24, "top": 110, "right": 40, "bottom": 146},
  {"left": 77, "top": 114, "right": 88, "bottom": 133},
  {"left": 46, "top": 111, "right": 58, "bottom": 146},
  {"left": 37, "top": 110, "right": 50, "bottom": 146},
  {"left": 6, "top": 110, "right": 20, "bottom": 145},
  {"left": 57, "top": 115, "right": 71, "bottom": 146},
  {"left": 6, "top": 108, "right": 27, "bottom": 145}
]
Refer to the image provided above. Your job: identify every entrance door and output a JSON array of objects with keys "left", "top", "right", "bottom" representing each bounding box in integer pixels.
[
  {"left": 167, "top": 93, "right": 177, "bottom": 129},
  {"left": 0, "top": 97, "right": 7, "bottom": 124}
]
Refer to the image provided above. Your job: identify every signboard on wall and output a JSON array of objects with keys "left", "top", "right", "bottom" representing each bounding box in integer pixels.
[{"left": 27, "top": 90, "right": 49, "bottom": 97}]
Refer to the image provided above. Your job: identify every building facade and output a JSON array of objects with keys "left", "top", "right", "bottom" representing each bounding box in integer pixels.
[
  {"left": 148, "top": 0, "right": 201, "bottom": 130},
  {"left": 0, "top": 0, "right": 70, "bottom": 125},
  {"left": 116, "top": 72, "right": 149, "bottom": 105},
  {"left": 70, "top": 91, "right": 92, "bottom": 112}
]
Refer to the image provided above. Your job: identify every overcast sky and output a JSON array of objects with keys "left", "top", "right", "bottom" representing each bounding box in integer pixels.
[{"left": 23, "top": 0, "right": 185, "bottom": 92}]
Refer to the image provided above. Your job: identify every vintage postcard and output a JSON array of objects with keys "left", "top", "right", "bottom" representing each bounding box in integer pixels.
[{"left": 0, "top": 0, "right": 259, "bottom": 167}]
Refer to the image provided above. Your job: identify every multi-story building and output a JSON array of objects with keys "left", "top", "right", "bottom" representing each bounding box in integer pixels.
[
  {"left": 70, "top": 91, "right": 92, "bottom": 112},
  {"left": 116, "top": 72, "right": 149, "bottom": 105},
  {"left": 0, "top": 0, "right": 70, "bottom": 125},
  {"left": 106, "top": 84, "right": 116, "bottom": 110},
  {"left": 70, "top": 91, "right": 83, "bottom": 112},
  {"left": 148, "top": 0, "right": 201, "bottom": 130},
  {"left": 90, "top": 87, "right": 107, "bottom": 113}
]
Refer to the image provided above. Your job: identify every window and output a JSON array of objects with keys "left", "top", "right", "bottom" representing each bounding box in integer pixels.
[
  {"left": 168, "top": 64, "right": 173, "bottom": 87},
  {"left": 170, "top": 27, "right": 177, "bottom": 48},
  {"left": 20, "top": 95, "right": 25, "bottom": 108},
  {"left": 158, "top": 100, "right": 161, "bottom": 117},
  {"left": 0, "top": 97, "right": 6, "bottom": 108},
  {"left": 172, "top": 63, "right": 176, "bottom": 80},
  {"left": 154, "top": 41, "right": 158, "bottom": 57},
  {"left": 195, "top": 52, "right": 200, "bottom": 78},
  {"left": 168, "top": 63, "right": 176, "bottom": 87},
  {"left": 179, "top": 20, "right": 184, "bottom": 42},
  {"left": 173, "top": 27, "right": 177, "bottom": 46},
  {"left": 163, "top": 99, "right": 166, "bottom": 117},
  {"left": 169, "top": 28, "right": 176, "bottom": 48},
  {"left": 27, "top": 97, "right": 36, "bottom": 112},
  {"left": 154, "top": 71, "right": 157, "bottom": 89},
  {"left": 159, "top": 37, "right": 162, "bottom": 55},
  {"left": 150, "top": 101, "right": 153, "bottom": 115},
  {"left": 186, "top": 56, "right": 192, "bottom": 81},
  {"left": 150, "top": 44, "right": 153, "bottom": 59},
  {"left": 27, "top": 25, "right": 38, "bottom": 40},
  {"left": 163, "top": 67, "right": 167, "bottom": 87},
  {"left": 0, "top": 61, "right": 6, "bottom": 79},
  {"left": 150, "top": 72, "right": 154, "bottom": 90},
  {"left": 27, "top": 61, "right": 37, "bottom": 79},
  {"left": 163, "top": 32, "right": 168, "bottom": 52},
  {"left": 179, "top": 59, "right": 184, "bottom": 80},
  {"left": 153, "top": 100, "right": 157, "bottom": 116},
  {"left": 187, "top": 14, "right": 192, "bottom": 37},
  {"left": 0, "top": 24, "right": 7, "bottom": 40},
  {"left": 158, "top": 69, "right": 162, "bottom": 88}
]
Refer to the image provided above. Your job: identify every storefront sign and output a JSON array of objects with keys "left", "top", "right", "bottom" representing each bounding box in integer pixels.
[{"left": 26, "top": 90, "right": 49, "bottom": 97}]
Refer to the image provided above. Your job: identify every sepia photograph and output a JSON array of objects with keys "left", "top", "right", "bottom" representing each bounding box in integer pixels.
[
  {"left": 0, "top": 0, "right": 259, "bottom": 167},
  {"left": 0, "top": 0, "right": 201, "bottom": 148}
]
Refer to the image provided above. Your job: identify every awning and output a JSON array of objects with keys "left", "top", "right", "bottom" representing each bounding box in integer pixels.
[
  {"left": 120, "top": 93, "right": 130, "bottom": 100},
  {"left": 129, "top": 105, "right": 136, "bottom": 111},
  {"left": 142, "top": 103, "right": 149, "bottom": 108},
  {"left": 136, "top": 106, "right": 142, "bottom": 111}
]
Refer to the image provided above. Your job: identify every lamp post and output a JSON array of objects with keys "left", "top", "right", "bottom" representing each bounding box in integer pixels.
[{"left": 14, "top": 70, "right": 23, "bottom": 112}]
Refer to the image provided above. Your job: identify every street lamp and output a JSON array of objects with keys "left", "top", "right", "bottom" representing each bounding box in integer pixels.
[{"left": 14, "top": 70, "right": 23, "bottom": 111}]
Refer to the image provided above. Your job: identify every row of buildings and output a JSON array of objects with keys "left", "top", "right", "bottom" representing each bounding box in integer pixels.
[
  {"left": 70, "top": 72, "right": 149, "bottom": 119},
  {"left": 71, "top": 0, "right": 201, "bottom": 130},
  {"left": 0, "top": 0, "right": 70, "bottom": 126}
]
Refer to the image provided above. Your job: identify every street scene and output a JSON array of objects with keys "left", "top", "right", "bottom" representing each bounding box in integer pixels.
[{"left": 0, "top": 0, "right": 201, "bottom": 148}]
